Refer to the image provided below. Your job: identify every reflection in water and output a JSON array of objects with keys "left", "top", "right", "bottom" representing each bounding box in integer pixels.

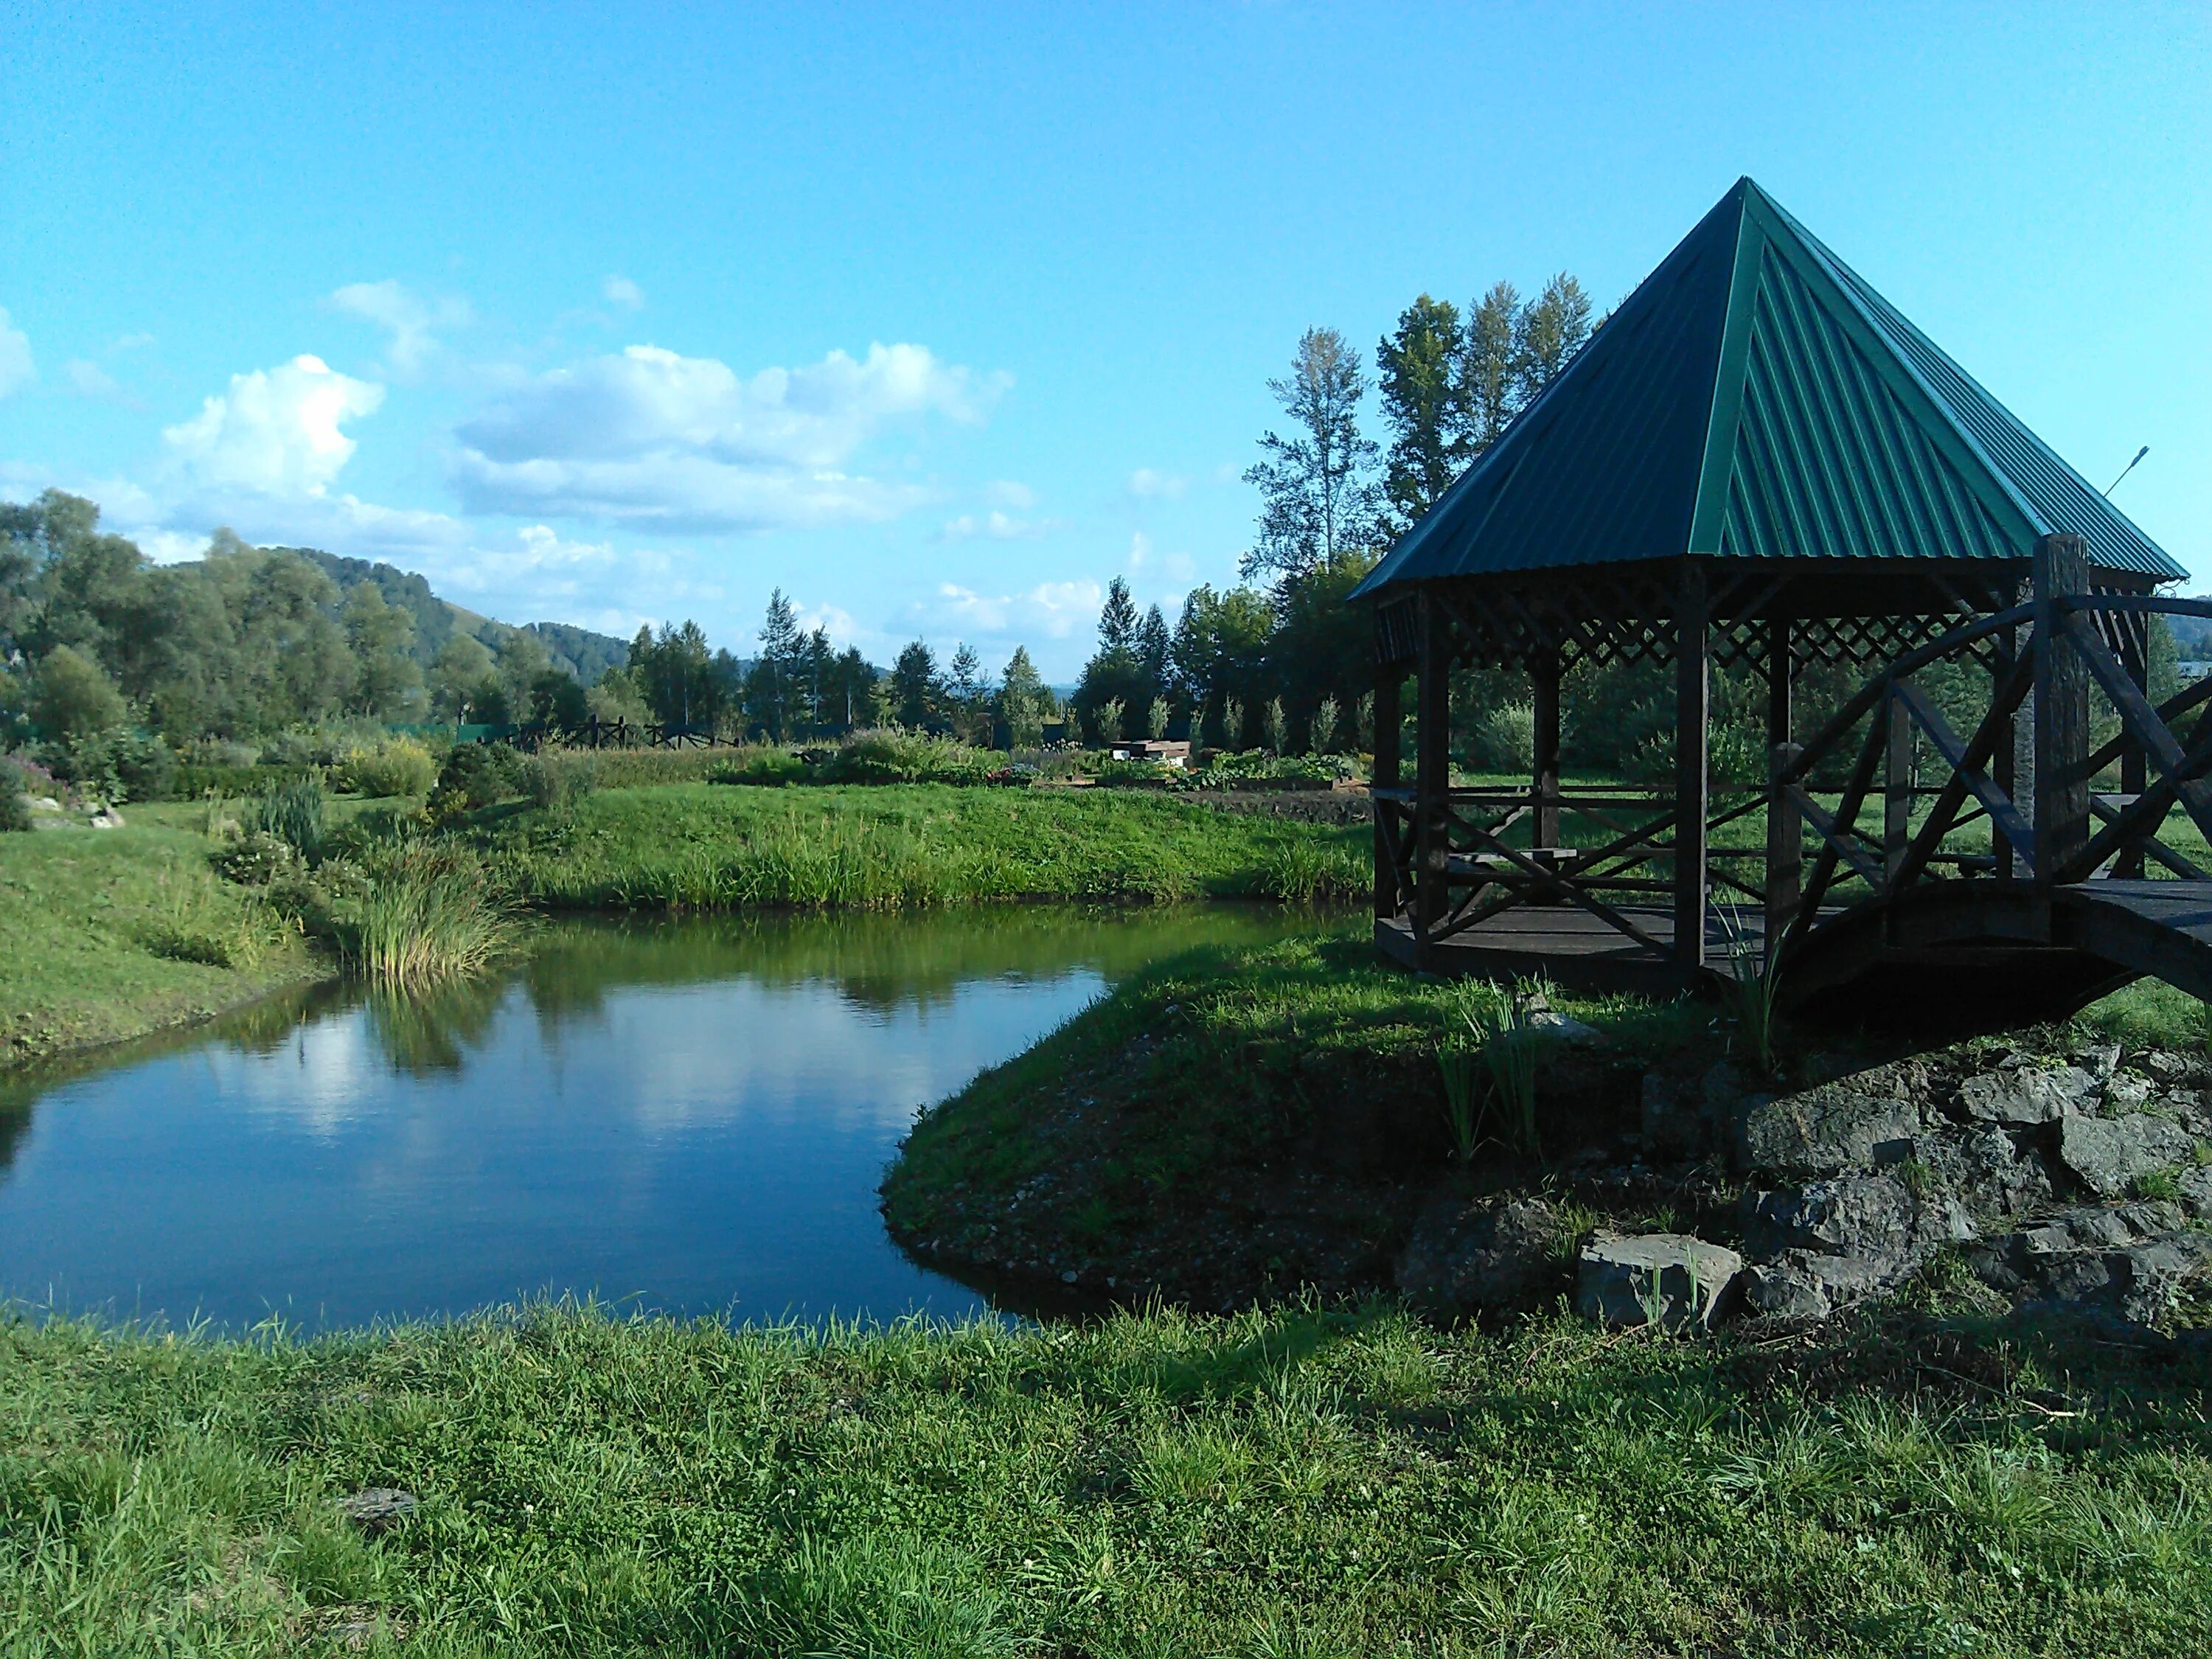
[{"left": 0, "top": 904, "right": 1346, "bottom": 1329}]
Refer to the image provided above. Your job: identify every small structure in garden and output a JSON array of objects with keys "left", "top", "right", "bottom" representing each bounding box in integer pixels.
[{"left": 1357, "top": 176, "right": 2211, "bottom": 1027}]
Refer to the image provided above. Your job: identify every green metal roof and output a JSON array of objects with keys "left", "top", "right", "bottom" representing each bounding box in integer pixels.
[{"left": 1354, "top": 178, "right": 2182, "bottom": 598}]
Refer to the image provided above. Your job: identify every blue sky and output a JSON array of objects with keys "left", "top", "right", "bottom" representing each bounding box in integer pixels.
[{"left": 2, "top": 2, "right": 2205, "bottom": 678}]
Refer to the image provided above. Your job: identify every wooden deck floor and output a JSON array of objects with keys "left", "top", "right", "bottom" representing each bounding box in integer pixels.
[{"left": 1374, "top": 905, "right": 1764, "bottom": 994}]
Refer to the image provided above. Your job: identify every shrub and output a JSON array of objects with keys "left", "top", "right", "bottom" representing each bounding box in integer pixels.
[
  {"left": 429, "top": 742, "right": 531, "bottom": 820},
  {"left": 44, "top": 728, "right": 177, "bottom": 802},
  {"left": 212, "top": 830, "right": 302, "bottom": 886},
  {"left": 1468, "top": 702, "right": 1535, "bottom": 773},
  {"left": 523, "top": 748, "right": 601, "bottom": 813},
  {"left": 250, "top": 778, "right": 327, "bottom": 861},
  {"left": 709, "top": 747, "right": 810, "bottom": 787},
  {"left": 335, "top": 738, "right": 438, "bottom": 799},
  {"left": 0, "top": 782, "right": 29, "bottom": 832},
  {"left": 819, "top": 728, "right": 997, "bottom": 785}
]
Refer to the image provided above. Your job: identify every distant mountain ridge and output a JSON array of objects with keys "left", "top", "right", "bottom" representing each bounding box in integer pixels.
[{"left": 287, "top": 548, "right": 630, "bottom": 683}]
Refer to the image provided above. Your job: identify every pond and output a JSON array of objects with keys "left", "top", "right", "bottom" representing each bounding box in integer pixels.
[{"left": 0, "top": 905, "right": 1346, "bottom": 1332}]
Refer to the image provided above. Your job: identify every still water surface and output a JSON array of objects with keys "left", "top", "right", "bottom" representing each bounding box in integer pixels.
[{"left": 0, "top": 906, "right": 1339, "bottom": 1330}]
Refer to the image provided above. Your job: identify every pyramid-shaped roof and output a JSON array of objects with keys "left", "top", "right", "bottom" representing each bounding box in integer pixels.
[{"left": 1354, "top": 178, "right": 2181, "bottom": 598}]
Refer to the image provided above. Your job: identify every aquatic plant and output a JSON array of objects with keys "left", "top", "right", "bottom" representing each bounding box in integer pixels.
[
  {"left": 1437, "top": 979, "right": 1543, "bottom": 1161},
  {"left": 248, "top": 776, "right": 326, "bottom": 860},
  {"left": 1718, "top": 903, "right": 1783, "bottom": 1077},
  {"left": 335, "top": 842, "right": 520, "bottom": 988}
]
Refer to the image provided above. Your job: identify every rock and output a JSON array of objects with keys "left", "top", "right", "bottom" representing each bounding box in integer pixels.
[
  {"left": 2074, "top": 1043, "right": 2123, "bottom": 1081},
  {"left": 1745, "top": 1171, "right": 1973, "bottom": 1269},
  {"left": 2140, "top": 1051, "right": 2190, "bottom": 1085},
  {"left": 1641, "top": 1072, "right": 1703, "bottom": 1158},
  {"left": 2178, "top": 1164, "right": 2212, "bottom": 1220},
  {"left": 87, "top": 807, "right": 124, "bottom": 830},
  {"left": 1918, "top": 1124, "right": 2050, "bottom": 1217},
  {"left": 27, "top": 794, "right": 59, "bottom": 813},
  {"left": 2101, "top": 1072, "right": 2155, "bottom": 1113},
  {"left": 1739, "top": 1066, "right": 1920, "bottom": 1177},
  {"left": 2057, "top": 1113, "right": 2197, "bottom": 1198},
  {"left": 1960, "top": 1065, "right": 2096, "bottom": 1125},
  {"left": 2119, "top": 1232, "right": 2212, "bottom": 1325},
  {"left": 1520, "top": 991, "right": 1602, "bottom": 1043},
  {"left": 1397, "top": 1196, "right": 1573, "bottom": 1315},
  {"left": 1575, "top": 1233, "right": 1741, "bottom": 1331},
  {"left": 1742, "top": 1250, "right": 1890, "bottom": 1323},
  {"left": 335, "top": 1488, "right": 419, "bottom": 1531}
]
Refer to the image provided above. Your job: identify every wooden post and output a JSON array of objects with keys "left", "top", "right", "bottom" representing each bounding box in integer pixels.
[
  {"left": 1764, "top": 613, "right": 1797, "bottom": 966},
  {"left": 2118, "top": 616, "right": 2149, "bottom": 879},
  {"left": 1372, "top": 650, "right": 1402, "bottom": 925},
  {"left": 1674, "top": 561, "right": 1710, "bottom": 973},
  {"left": 2033, "top": 533, "right": 2091, "bottom": 894},
  {"left": 1531, "top": 643, "right": 1562, "bottom": 896},
  {"left": 1767, "top": 742, "right": 1803, "bottom": 964},
  {"left": 1414, "top": 593, "right": 1453, "bottom": 947},
  {"left": 1992, "top": 618, "right": 2018, "bottom": 877},
  {"left": 1883, "top": 684, "right": 1913, "bottom": 889}
]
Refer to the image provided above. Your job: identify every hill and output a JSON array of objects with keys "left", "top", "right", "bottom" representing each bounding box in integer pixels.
[{"left": 290, "top": 548, "right": 630, "bottom": 681}]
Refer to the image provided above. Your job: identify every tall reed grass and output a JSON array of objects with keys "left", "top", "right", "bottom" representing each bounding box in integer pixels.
[{"left": 335, "top": 843, "right": 520, "bottom": 988}]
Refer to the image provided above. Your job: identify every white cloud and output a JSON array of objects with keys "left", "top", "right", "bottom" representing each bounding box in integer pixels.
[
  {"left": 928, "top": 578, "right": 1102, "bottom": 640},
  {"left": 161, "top": 355, "right": 386, "bottom": 497},
  {"left": 1127, "top": 467, "right": 1188, "bottom": 501},
  {"left": 111, "top": 332, "right": 156, "bottom": 352},
  {"left": 602, "top": 275, "right": 645, "bottom": 310},
  {"left": 452, "top": 341, "right": 1006, "bottom": 533},
  {"left": 791, "top": 600, "right": 859, "bottom": 644},
  {"left": 940, "top": 509, "right": 1051, "bottom": 542},
  {"left": 984, "top": 479, "right": 1036, "bottom": 509},
  {"left": 0, "top": 307, "right": 35, "bottom": 397},
  {"left": 328, "top": 279, "right": 473, "bottom": 376},
  {"left": 64, "top": 358, "right": 119, "bottom": 397},
  {"left": 1124, "top": 530, "right": 1197, "bottom": 584}
]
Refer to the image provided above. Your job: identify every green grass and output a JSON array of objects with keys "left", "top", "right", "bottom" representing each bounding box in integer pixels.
[
  {"left": 885, "top": 935, "right": 1719, "bottom": 1254},
  {"left": 330, "top": 842, "right": 524, "bottom": 990},
  {"left": 4, "top": 1300, "right": 2208, "bottom": 1655},
  {"left": 481, "top": 782, "right": 1373, "bottom": 910},
  {"left": 0, "top": 805, "right": 322, "bottom": 1071}
]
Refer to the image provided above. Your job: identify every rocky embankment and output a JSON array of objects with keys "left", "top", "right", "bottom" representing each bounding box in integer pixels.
[{"left": 893, "top": 1015, "right": 2212, "bottom": 1333}]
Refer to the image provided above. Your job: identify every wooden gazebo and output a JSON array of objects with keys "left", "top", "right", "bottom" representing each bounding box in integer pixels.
[{"left": 1356, "top": 178, "right": 2204, "bottom": 1023}]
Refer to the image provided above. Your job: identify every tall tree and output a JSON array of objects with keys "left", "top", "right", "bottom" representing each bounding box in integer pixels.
[
  {"left": 890, "top": 640, "right": 941, "bottom": 728},
  {"left": 1097, "top": 577, "right": 1139, "bottom": 655},
  {"left": 1377, "top": 294, "right": 1469, "bottom": 528},
  {"left": 431, "top": 633, "right": 495, "bottom": 725},
  {"left": 343, "top": 584, "right": 422, "bottom": 718},
  {"left": 1514, "top": 273, "right": 1595, "bottom": 408},
  {"left": 946, "top": 643, "right": 987, "bottom": 742},
  {"left": 1461, "top": 282, "right": 1523, "bottom": 451},
  {"left": 632, "top": 620, "right": 720, "bottom": 730},
  {"left": 998, "top": 646, "right": 1046, "bottom": 748},
  {"left": 1242, "top": 327, "right": 1384, "bottom": 585}
]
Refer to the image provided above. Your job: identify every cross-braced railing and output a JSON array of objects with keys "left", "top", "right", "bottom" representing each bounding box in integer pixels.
[{"left": 1375, "top": 534, "right": 2211, "bottom": 987}]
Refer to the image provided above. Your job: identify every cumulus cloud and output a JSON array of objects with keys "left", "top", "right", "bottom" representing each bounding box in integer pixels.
[
  {"left": 928, "top": 578, "right": 1102, "bottom": 640},
  {"left": 1127, "top": 467, "right": 1188, "bottom": 501},
  {"left": 939, "top": 509, "right": 1052, "bottom": 542},
  {"left": 0, "top": 307, "right": 35, "bottom": 397},
  {"left": 328, "top": 279, "right": 473, "bottom": 376},
  {"left": 451, "top": 341, "right": 1006, "bottom": 533},
  {"left": 161, "top": 355, "right": 386, "bottom": 497},
  {"left": 602, "top": 275, "right": 645, "bottom": 310},
  {"left": 64, "top": 359, "right": 119, "bottom": 397}
]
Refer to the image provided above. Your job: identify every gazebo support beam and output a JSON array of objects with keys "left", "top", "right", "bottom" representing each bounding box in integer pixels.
[
  {"left": 2033, "top": 534, "right": 2092, "bottom": 902},
  {"left": 1372, "top": 660, "right": 1402, "bottom": 922},
  {"left": 1674, "top": 561, "right": 1710, "bottom": 974},
  {"left": 1531, "top": 644, "right": 1562, "bottom": 897},
  {"left": 1414, "top": 591, "right": 1453, "bottom": 952}
]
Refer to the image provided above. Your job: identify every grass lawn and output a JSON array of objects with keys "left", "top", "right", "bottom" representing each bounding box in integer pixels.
[
  {"left": 4, "top": 1301, "right": 2208, "bottom": 1655},
  {"left": 481, "top": 782, "right": 1372, "bottom": 910},
  {"left": 0, "top": 805, "right": 322, "bottom": 1072}
]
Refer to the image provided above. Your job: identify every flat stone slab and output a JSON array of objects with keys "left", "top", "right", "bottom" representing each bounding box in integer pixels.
[
  {"left": 1576, "top": 1233, "right": 1741, "bottom": 1331},
  {"left": 1739, "top": 1069, "right": 1919, "bottom": 1177},
  {"left": 2058, "top": 1113, "right": 2198, "bottom": 1199},
  {"left": 1961, "top": 1065, "right": 2096, "bottom": 1125}
]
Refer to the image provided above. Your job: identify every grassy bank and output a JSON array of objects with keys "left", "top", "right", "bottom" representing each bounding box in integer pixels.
[
  {"left": 883, "top": 936, "right": 2208, "bottom": 1306},
  {"left": 0, "top": 804, "right": 323, "bottom": 1071},
  {"left": 483, "top": 782, "right": 1371, "bottom": 909},
  {"left": 5, "top": 1302, "right": 2208, "bottom": 1655}
]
